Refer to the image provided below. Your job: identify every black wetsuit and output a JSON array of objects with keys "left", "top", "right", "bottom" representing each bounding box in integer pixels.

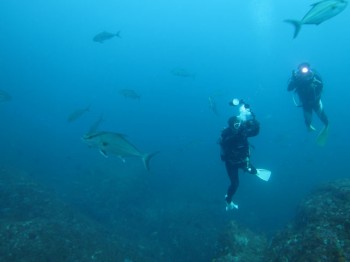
[
  {"left": 220, "top": 117, "right": 260, "bottom": 204},
  {"left": 288, "top": 70, "right": 328, "bottom": 129}
]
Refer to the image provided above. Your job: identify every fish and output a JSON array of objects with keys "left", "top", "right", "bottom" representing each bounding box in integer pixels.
[
  {"left": 0, "top": 90, "right": 12, "bottom": 102},
  {"left": 285, "top": 0, "right": 348, "bottom": 38},
  {"left": 171, "top": 68, "right": 196, "bottom": 79},
  {"left": 208, "top": 96, "right": 219, "bottom": 116},
  {"left": 67, "top": 105, "right": 90, "bottom": 123},
  {"left": 119, "top": 89, "right": 141, "bottom": 99},
  {"left": 93, "top": 31, "right": 121, "bottom": 43},
  {"left": 82, "top": 131, "right": 159, "bottom": 171}
]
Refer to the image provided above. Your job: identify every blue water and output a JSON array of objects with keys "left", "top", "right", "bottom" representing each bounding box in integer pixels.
[{"left": 1, "top": 0, "right": 350, "bottom": 260}]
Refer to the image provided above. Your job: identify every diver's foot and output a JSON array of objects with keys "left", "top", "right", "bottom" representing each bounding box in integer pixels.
[
  {"left": 307, "top": 124, "right": 316, "bottom": 132},
  {"left": 226, "top": 201, "right": 239, "bottom": 211},
  {"left": 225, "top": 194, "right": 238, "bottom": 210}
]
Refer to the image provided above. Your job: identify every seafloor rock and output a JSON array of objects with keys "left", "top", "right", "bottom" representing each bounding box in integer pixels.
[
  {"left": 267, "top": 179, "right": 350, "bottom": 262},
  {"left": 212, "top": 220, "right": 268, "bottom": 262},
  {"left": 0, "top": 167, "right": 129, "bottom": 261}
]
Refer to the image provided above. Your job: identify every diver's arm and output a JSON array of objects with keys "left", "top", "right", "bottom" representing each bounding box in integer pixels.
[
  {"left": 288, "top": 79, "right": 296, "bottom": 91},
  {"left": 242, "top": 119, "right": 260, "bottom": 137},
  {"left": 287, "top": 71, "right": 297, "bottom": 91},
  {"left": 312, "top": 74, "right": 324, "bottom": 100},
  {"left": 314, "top": 74, "right": 323, "bottom": 89}
]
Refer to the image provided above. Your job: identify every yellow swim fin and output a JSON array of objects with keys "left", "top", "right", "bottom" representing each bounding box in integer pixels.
[{"left": 316, "top": 126, "right": 329, "bottom": 146}]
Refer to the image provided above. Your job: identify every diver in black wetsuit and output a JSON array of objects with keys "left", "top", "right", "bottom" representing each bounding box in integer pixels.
[
  {"left": 288, "top": 62, "right": 328, "bottom": 131},
  {"left": 219, "top": 101, "right": 260, "bottom": 210}
]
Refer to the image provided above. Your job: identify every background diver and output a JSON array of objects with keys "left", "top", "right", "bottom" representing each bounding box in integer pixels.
[{"left": 288, "top": 62, "right": 329, "bottom": 145}]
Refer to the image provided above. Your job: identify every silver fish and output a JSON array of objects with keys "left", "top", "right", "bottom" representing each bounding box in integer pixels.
[
  {"left": 82, "top": 131, "right": 158, "bottom": 171},
  {"left": 67, "top": 105, "right": 90, "bottom": 123},
  {"left": 119, "top": 89, "right": 141, "bottom": 99},
  {"left": 285, "top": 0, "right": 348, "bottom": 38},
  {"left": 208, "top": 96, "right": 219, "bottom": 116},
  {"left": 171, "top": 68, "right": 196, "bottom": 79},
  {"left": 93, "top": 31, "right": 121, "bottom": 43},
  {"left": 0, "top": 90, "right": 12, "bottom": 102}
]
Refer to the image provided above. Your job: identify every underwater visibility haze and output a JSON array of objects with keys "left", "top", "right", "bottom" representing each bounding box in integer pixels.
[{"left": 1, "top": 0, "right": 350, "bottom": 261}]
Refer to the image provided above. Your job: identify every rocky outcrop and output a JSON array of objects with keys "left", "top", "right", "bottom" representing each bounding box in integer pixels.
[
  {"left": 0, "top": 167, "right": 127, "bottom": 262},
  {"left": 267, "top": 179, "right": 350, "bottom": 262},
  {"left": 213, "top": 220, "right": 268, "bottom": 262}
]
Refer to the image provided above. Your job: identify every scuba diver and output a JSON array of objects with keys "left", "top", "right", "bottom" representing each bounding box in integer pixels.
[
  {"left": 288, "top": 63, "right": 329, "bottom": 145},
  {"left": 219, "top": 99, "right": 269, "bottom": 211}
]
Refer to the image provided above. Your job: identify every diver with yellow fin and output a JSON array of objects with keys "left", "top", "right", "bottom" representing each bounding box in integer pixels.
[
  {"left": 219, "top": 99, "right": 271, "bottom": 211},
  {"left": 288, "top": 63, "right": 329, "bottom": 146}
]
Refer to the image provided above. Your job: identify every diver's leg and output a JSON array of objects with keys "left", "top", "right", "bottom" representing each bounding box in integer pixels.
[
  {"left": 303, "top": 106, "right": 315, "bottom": 131},
  {"left": 314, "top": 100, "right": 329, "bottom": 127},
  {"left": 225, "top": 161, "right": 239, "bottom": 204},
  {"left": 246, "top": 161, "right": 257, "bottom": 175}
]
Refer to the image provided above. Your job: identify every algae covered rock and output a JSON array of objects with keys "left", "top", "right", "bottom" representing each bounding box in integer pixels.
[
  {"left": 267, "top": 179, "right": 350, "bottom": 262},
  {"left": 213, "top": 220, "right": 268, "bottom": 262},
  {"left": 0, "top": 168, "right": 125, "bottom": 261}
]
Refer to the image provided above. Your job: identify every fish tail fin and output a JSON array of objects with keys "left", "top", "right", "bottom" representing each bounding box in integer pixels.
[
  {"left": 284, "top": 19, "right": 302, "bottom": 39},
  {"left": 116, "top": 31, "right": 121, "bottom": 38},
  {"left": 142, "top": 151, "right": 159, "bottom": 171}
]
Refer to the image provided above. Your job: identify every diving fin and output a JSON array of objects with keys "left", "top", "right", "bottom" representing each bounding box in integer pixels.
[
  {"left": 316, "top": 125, "right": 329, "bottom": 147},
  {"left": 256, "top": 169, "right": 271, "bottom": 182}
]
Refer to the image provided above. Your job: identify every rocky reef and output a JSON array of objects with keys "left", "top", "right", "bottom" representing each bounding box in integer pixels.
[
  {"left": 2, "top": 164, "right": 350, "bottom": 261},
  {"left": 267, "top": 179, "right": 350, "bottom": 261},
  {"left": 0, "top": 167, "right": 137, "bottom": 261},
  {"left": 212, "top": 220, "right": 268, "bottom": 262},
  {"left": 213, "top": 179, "right": 350, "bottom": 262}
]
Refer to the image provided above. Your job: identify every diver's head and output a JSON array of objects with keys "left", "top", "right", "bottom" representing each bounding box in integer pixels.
[
  {"left": 298, "top": 62, "right": 310, "bottom": 73},
  {"left": 228, "top": 116, "right": 241, "bottom": 131},
  {"left": 296, "top": 62, "right": 313, "bottom": 80}
]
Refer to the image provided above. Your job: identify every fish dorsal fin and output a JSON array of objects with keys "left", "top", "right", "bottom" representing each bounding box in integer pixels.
[
  {"left": 114, "top": 133, "right": 128, "bottom": 139},
  {"left": 83, "top": 131, "right": 103, "bottom": 140},
  {"left": 310, "top": 1, "right": 322, "bottom": 6}
]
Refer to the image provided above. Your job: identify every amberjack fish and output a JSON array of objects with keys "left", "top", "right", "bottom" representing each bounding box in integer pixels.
[
  {"left": 171, "top": 68, "right": 196, "bottom": 79},
  {"left": 285, "top": 0, "right": 348, "bottom": 38},
  {"left": 82, "top": 131, "right": 158, "bottom": 171},
  {"left": 119, "top": 89, "right": 141, "bottom": 100},
  {"left": 93, "top": 31, "right": 121, "bottom": 43},
  {"left": 208, "top": 96, "right": 219, "bottom": 116},
  {"left": 67, "top": 105, "right": 90, "bottom": 123}
]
